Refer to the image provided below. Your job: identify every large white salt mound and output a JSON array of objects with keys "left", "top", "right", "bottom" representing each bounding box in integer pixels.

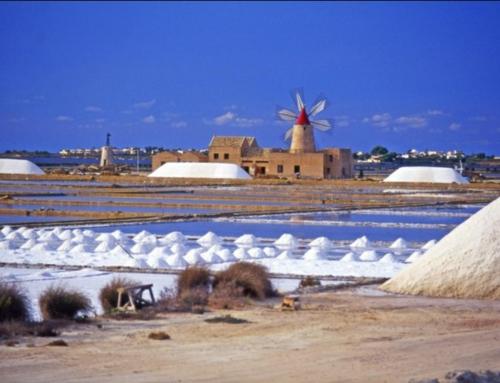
[
  {"left": 389, "top": 238, "right": 407, "bottom": 249},
  {"left": 248, "top": 247, "right": 265, "bottom": 259},
  {"left": 340, "top": 252, "right": 358, "bottom": 262},
  {"left": 379, "top": 253, "right": 397, "bottom": 264},
  {"left": 263, "top": 247, "right": 278, "bottom": 258},
  {"left": 274, "top": 234, "right": 298, "bottom": 250},
  {"left": 148, "top": 162, "right": 251, "bottom": 180},
  {"left": 148, "top": 246, "right": 171, "bottom": 258},
  {"left": 1, "top": 226, "right": 13, "bottom": 235},
  {"left": 0, "top": 158, "right": 45, "bottom": 175},
  {"left": 382, "top": 197, "right": 500, "bottom": 299},
  {"left": 217, "top": 248, "right": 236, "bottom": 262},
  {"left": 303, "top": 248, "right": 327, "bottom": 261},
  {"left": 233, "top": 247, "right": 251, "bottom": 260},
  {"left": 350, "top": 236, "right": 371, "bottom": 249},
  {"left": 0, "top": 240, "right": 16, "bottom": 250},
  {"left": 184, "top": 248, "right": 205, "bottom": 265},
  {"left": 383, "top": 166, "right": 468, "bottom": 184},
  {"left": 359, "top": 250, "right": 379, "bottom": 261},
  {"left": 197, "top": 231, "right": 222, "bottom": 247},
  {"left": 234, "top": 234, "right": 258, "bottom": 248},
  {"left": 276, "top": 250, "right": 294, "bottom": 260},
  {"left": 20, "top": 239, "right": 38, "bottom": 250},
  {"left": 170, "top": 243, "right": 186, "bottom": 255},
  {"left": 166, "top": 253, "right": 188, "bottom": 268},
  {"left": 163, "top": 231, "right": 186, "bottom": 244},
  {"left": 308, "top": 237, "right": 332, "bottom": 250}
]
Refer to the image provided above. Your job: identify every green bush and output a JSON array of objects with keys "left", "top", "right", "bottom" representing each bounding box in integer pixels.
[
  {"left": 39, "top": 285, "right": 92, "bottom": 320},
  {"left": 0, "top": 282, "right": 31, "bottom": 322}
]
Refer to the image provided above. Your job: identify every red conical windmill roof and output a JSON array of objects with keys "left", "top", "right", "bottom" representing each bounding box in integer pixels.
[{"left": 295, "top": 107, "right": 310, "bottom": 125}]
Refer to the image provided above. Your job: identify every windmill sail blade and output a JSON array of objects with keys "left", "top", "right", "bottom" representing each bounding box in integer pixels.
[
  {"left": 311, "top": 119, "right": 333, "bottom": 131},
  {"left": 295, "top": 91, "right": 304, "bottom": 111},
  {"left": 309, "top": 98, "right": 328, "bottom": 117},
  {"left": 284, "top": 127, "right": 294, "bottom": 140},
  {"left": 276, "top": 107, "right": 297, "bottom": 121}
]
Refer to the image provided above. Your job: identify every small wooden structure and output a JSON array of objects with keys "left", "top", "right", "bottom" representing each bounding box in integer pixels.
[
  {"left": 281, "top": 295, "right": 300, "bottom": 311},
  {"left": 116, "top": 284, "right": 155, "bottom": 312}
]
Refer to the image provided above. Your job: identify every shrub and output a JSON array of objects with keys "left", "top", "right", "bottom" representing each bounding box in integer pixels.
[
  {"left": 208, "top": 281, "right": 246, "bottom": 310},
  {"left": 177, "top": 266, "right": 210, "bottom": 295},
  {"left": 299, "top": 276, "right": 321, "bottom": 288},
  {"left": 99, "top": 277, "right": 137, "bottom": 313},
  {"left": 178, "top": 287, "right": 209, "bottom": 313},
  {"left": 39, "top": 286, "right": 92, "bottom": 320},
  {"left": 0, "top": 282, "right": 31, "bottom": 322},
  {"left": 212, "top": 262, "right": 273, "bottom": 300}
]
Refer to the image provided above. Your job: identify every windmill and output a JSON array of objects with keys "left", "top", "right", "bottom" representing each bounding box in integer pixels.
[{"left": 277, "top": 90, "right": 333, "bottom": 153}]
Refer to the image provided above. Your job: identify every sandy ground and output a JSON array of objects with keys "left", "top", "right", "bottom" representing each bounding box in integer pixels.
[{"left": 1, "top": 287, "right": 499, "bottom": 383}]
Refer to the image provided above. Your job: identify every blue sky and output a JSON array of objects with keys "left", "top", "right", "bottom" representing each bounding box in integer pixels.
[{"left": 1, "top": 1, "right": 499, "bottom": 154}]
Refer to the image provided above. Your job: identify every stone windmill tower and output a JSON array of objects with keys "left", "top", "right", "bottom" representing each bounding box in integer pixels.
[
  {"left": 99, "top": 133, "right": 113, "bottom": 167},
  {"left": 277, "top": 91, "right": 332, "bottom": 153}
]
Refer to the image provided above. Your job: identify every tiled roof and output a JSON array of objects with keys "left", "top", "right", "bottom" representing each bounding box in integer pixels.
[{"left": 209, "top": 136, "right": 256, "bottom": 148}]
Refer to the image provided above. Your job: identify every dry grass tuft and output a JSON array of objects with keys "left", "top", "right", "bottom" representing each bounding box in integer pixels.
[
  {"left": 148, "top": 331, "right": 171, "bottom": 340},
  {"left": 0, "top": 282, "right": 31, "bottom": 322},
  {"left": 39, "top": 286, "right": 92, "bottom": 320},
  {"left": 177, "top": 266, "right": 211, "bottom": 295},
  {"left": 299, "top": 276, "right": 321, "bottom": 288},
  {"left": 212, "top": 262, "right": 273, "bottom": 300},
  {"left": 99, "top": 277, "right": 137, "bottom": 313}
]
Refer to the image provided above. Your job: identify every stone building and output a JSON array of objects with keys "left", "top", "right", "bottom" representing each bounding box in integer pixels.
[{"left": 151, "top": 106, "right": 353, "bottom": 179}]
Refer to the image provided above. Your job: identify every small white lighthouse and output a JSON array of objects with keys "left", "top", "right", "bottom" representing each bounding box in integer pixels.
[{"left": 99, "top": 133, "right": 113, "bottom": 167}]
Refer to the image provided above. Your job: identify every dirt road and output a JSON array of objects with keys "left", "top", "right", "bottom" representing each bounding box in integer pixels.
[{"left": 1, "top": 287, "right": 499, "bottom": 383}]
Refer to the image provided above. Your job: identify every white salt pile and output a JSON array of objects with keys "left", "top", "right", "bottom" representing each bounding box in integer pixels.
[
  {"left": 0, "top": 158, "right": 45, "bottom": 175},
  {"left": 273, "top": 234, "right": 298, "bottom": 250},
  {"left": 405, "top": 250, "right": 423, "bottom": 263},
  {"left": 166, "top": 253, "right": 188, "bottom": 268},
  {"left": 359, "top": 250, "right": 379, "bottom": 261},
  {"left": 248, "top": 247, "right": 265, "bottom": 259},
  {"left": 233, "top": 247, "right": 251, "bottom": 260},
  {"left": 303, "top": 248, "right": 327, "bottom": 261},
  {"left": 234, "top": 234, "right": 258, "bottom": 248},
  {"left": 277, "top": 250, "right": 294, "bottom": 260},
  {"left": 197, "top": 231, "right": 222, "bottom": 247},
  {"left": 216, "top": 248, "right": 236, "bottom": 262},
  {"left": 263, "top": 247, "right": 278, "bottom": 258},
  {"left": 381, "top": 197, "right": 500, "bottom": 299},
  {"left": 148, "top": 162, "right": 251, "bottom": 180},
  {"left": 184, "top": 248, "right": 205, "bottom": 265},
  {"left": 350, "top": 236, "right": 371, "bottom": 249},
  {"left": 308, "top": 236, "right": 332, "bottom": 250},
  {"left": 383, "top": 166, "right": 468, "bottom": 184},
  {"left": 162, "top": 231, "right": 186, "bottom": 244},
  {"left": 379, "top": 253, "right": 396, "bottom": 264},
  {"left": 340, "top": 252, "right": 357, "bottom": 262},
  {"left": 389, "top": 238, "right": 407, "bottom": 250},
  {"left": 170, "top": 243, "right": 186, "bottom": 255}
]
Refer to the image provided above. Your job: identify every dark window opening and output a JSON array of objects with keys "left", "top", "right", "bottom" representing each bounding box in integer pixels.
[
  {"left": 224, "top": 153, "right": 229, "bottom": 160},
  {"left": 277, "top": 164, "right": 283, "bottom": 173},
  {"left": 214, "top": 153, "right": 219, "bottom": 159},
  {"left": 326, "top": 167, "right": 331, "bottom": 175},
  {"left": 242, "top": 166, "right": 250, "bottom": 174},
  {"left": 294, "top": 165, "right": 300, "bottom": 173},
  {"left": 329, "top": 155, "right": 333, "bottom": 162}
]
